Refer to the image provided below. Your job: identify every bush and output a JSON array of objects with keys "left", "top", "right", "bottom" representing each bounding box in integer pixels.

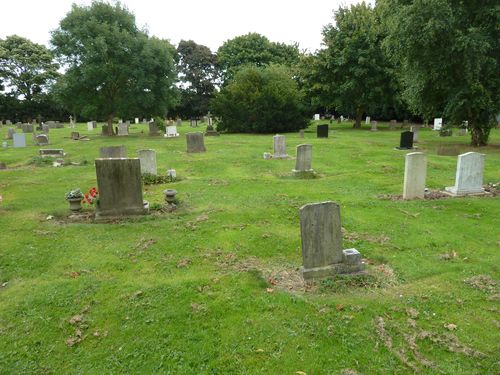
[{"left": 211, "top": 65, "right": 308, "bottom": 133}]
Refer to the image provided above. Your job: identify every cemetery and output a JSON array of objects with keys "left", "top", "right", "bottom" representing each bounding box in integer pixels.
[{"left": 0, "top": 0, "right": 499, "bottom": 373}]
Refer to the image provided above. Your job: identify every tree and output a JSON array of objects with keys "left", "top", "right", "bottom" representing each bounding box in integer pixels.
[
  {"left": 381, "top": 0, "right": 499, "bottom": 146},
  {"left": 217, "top": 33, "right": 300, "bottom": 83},
  {"left": 0, "top": 35, "right": 59, "bottom": 102},
  {"left": 176, "top": 40, "right": 218, "bottom": 118},
  {"left": 211, "top": 65, "right": 308, "bottom": 133},
  {"left": 316, "top": 3, "right": 400, "bottom": 128},
  {"left": 51, "top": 1, "right": 177, "bottom": 135}
]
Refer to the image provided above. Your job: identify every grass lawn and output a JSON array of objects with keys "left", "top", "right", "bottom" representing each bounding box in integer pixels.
[{"left": 0, "top": 121, "right": 499, "bottom": 374}]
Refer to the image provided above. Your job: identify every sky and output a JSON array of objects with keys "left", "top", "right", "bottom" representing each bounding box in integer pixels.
[{"left": 0, "top": 0, "right": 373, "bottom": 52}]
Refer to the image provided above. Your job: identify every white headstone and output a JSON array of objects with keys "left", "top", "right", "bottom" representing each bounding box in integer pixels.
[
  {"left": 273, "top": 134, "right": 288, "bottom": 159},
  {"left": 164, "top": 125, "right": 179, "bottom": 137},
  {"left": 13, "top": 133, "right": 26, "bottom": 148},
  {"left": 433, "top": 118, "right": 442, "bottom": 130},
  {"left": 365, "top": 116, "right": 371, "bottom": 124},
  {"left": 445, "top": 152, "right": 485, "bottom": 196},
  {"left": 135, "top": 117, "right": 139, "bottom": 124},
  {"left": 87, "top": 122, "right": 93, "bottom": 131},
  {"left": 370, "top": 120, "right": 377, "bottom": 131},
  {"left": 403, "top": 152, "right": 427, "bottom": 199},
  {"left": 314, "top": 114, "right": 320, "bottom": 121},
  {"left": 138, "top": 149, "right": 157, "bottom": 175}
]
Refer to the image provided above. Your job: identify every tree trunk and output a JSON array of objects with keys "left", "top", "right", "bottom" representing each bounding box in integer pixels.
[
  {"left": 353, "top": 105, "right": 363, "bottom": 128},
  {"left": 470, "top": 124, "right": 489, "bottom": 147},
  {"left": 107, "top": 114, "right": 114, "bottom": 136}
]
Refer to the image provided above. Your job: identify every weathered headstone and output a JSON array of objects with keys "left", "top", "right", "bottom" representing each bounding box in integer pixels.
[
  {"left": 433, "top": 118, "right": 442, "bottom": 130},
  {"left": 365, "top": 116, "right": 371, "bottom": 125},
  {"left": 445, "top": 152, "right": 485, "bottom": 196},
  {"left": 101, "top": 125, "right": 109, "bottom": 135},
  {"left": 190, "top": 118, "right": 198, "bottom": 127},
  {"left": 176, "top": 118, "right": 182, "bottom": 126},
  {"left": 7, "top": 128, "right": 15, "bottom": 139},
  {"left": 389, "top": 120, "right": 397, "bottom": 130},
  {"left": 370, "top": 120, "right": 378, "bottom": 131},
  {"left": 396, "top": 131, "right": 414, "bottom": 150},
  {"left": 71, "top": 132, "right": 80, "bottom": 140},
  {"left": 165, "top": 125, "right": 179, "bottom": 137},
  {"left": 87, "top": 122, "right": 93, "bottom": 131},
  {"left": 436, "top": 145, "right": 461, "bottom": 156},
  {"left": 273, "top": 134, "right": 288, "bottom": 159},
  {"left": 117, "top": 123, "right": 129, "bottom": 136},
  {"left": 138, "top": 149, "right": 157, "bottom": 175},
  {"left": 148, "top": 122, "right": 160, "bottom": 136},
  {"left": 299, "top": 129, "right": 305, "bottom": 138},
  {"left": 39, "top": 149, "right": 64, "bottom": 157},
  {"left": 13, "top": 133, "right": 26, "bottom": 148},
  {"left": 293, "top": 144, "right": 314, "bottom": 175},
  {"left": 99, "top": 145, "right": 127, "bottom": 158},
  {"left": 95, "top": 158, "right": 146, "bottom": 218},
  {"left": 42, "top": 124, "right": 50, "bottom": 133},
  {"left": 22, "top": 123, "right": 34, "bottom": 133},
  {"left": 186, "top": 132, "right": 206, "bottom": 153},
  {"left": 410, "top": 125, "right": 420, "bottom": 142},
  {"left": 403, "top": 152, "right": 427, "bottom": 199},
  {"left": 317, "top": 124, "right": 329, "bottom": 138},
  {"left": 35, "top": 134, "right": 49, "bottom": 146},
  {"left": 6, "top": 120, "right": 12, "bottom": 125},
  {"left": 299, "top": 201, "right": 365, "bottom": 279}
]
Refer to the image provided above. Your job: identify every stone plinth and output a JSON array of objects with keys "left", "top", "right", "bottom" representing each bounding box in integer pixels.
[
  {"left": 403, "top": 152, "right": 427, "bottom": 199},
  {"left": 100, "top": 146, "right": 127, "bottom": 158},
  {"left": 138, "top": 149, "right": 157, "bottom": 175},
  {"left": 273, "top": 134, "right": 288, "bottom": 159},
  {"left": 293, "top": 144, "right": 314, "bottom": 175},
  {"left": 95, "top": 158, "right": 146, "bottom": 218},
  {"left": 186, "top": 132, "right": 206, "bottom": 153},
  {"left": 445, "top": 152, "right": 485, "bottom": 196}
]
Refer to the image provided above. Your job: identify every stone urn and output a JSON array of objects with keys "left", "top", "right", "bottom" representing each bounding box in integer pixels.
[
  {"left": 67, "top": 197, "right": 83, "bottom": 212},
  {"left": 163, "top": 189, "right": 177, "bottom": 205}
]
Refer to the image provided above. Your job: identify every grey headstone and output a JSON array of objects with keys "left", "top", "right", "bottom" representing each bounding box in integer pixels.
[
  {"left": 403, "top": 152, "right": 427, "bottom": 199},
  {"left": 36, "top": 134, "right": 49, "bottom": 146},
  {"left": 138, "top": 149, "right": 157, "bottom": 175},
  {"left": 273, "top": 134, "right": 288, "bottom": 159},
  {"left": 148, "top": 122, "right": 160, "bottom": 136},
  {"left": 411, "top": 125, "right": 420, "bottom": 142},
  {"left": 13, "top": 133, "right": 26, "bottom": 148},
  {"left": 39, "top": 149, "right": 63, "bottom": 157},
  {"left": 445, "top": 152, "right": 485, "bottom": 196},
  {"left": 293, "top": 144, "right": 313, "bottom": 175},
  {"left": 6, "top": 120, "right": 12, "bottom": 125},
  {"left": 95, "top": 158, "right": 146, "bottom": 218},
  {"left": 299, "top": 129, "right": 304, "bottom": 138},
  {"left": 42, "top": 124, "right": 50, "bottom": 133},
  {"left": 389, "top": 120, "right": 397, "bottom": 130},
  {"left": 370, "top": 121, "right": 377, "bottom": 131},
  {"left": 22, "top": 123, "right": 34, "bottom": 133},
  {"left": 99, "top": 146, "right": 127, "bottom": 158},
  {"left": 186, "top": 132, "right": 206, "bottom": 153},
  {"left": 117, "top": 123, "right": 129, "bottom": 136},
  {"left": 71, "top": 132, "right": 80, "bottom": 140},
  {"left": 176, "top": 118, "right": 182, "bottom": 126},
  {"left": 7, "top": 128, "right": 15, "bottom": 139}
]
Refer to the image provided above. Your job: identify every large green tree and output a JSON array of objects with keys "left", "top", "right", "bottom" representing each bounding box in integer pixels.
[
  {"left": 315, "top": 2, "right": 399, "bottom": 128},
  {"left": 381, "top": 0, "right": 499, "bottom": 146},
  {"left": 176, "top": 40, "right": 218, "bottom": 118},
  {"left": 217, "top": 33, "right": 300, "bottom": 83},
  {"left": 212, "top": 65, "right": 308, "bottom": 133},
  {"left": 0, "top": 35, "right": 59, "bottom": 102},
  {"left": 51, "top": 1, "right": 177, "bottom": 135}
]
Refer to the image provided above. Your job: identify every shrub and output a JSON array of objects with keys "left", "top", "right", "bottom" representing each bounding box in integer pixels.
[{"left": 211, "top": 65, "right": 308, "bottom": 133}]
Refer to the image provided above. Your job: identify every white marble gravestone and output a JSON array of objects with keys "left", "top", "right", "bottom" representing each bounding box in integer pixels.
[
  {"left": 314, "top": 114, "right": 320, "bottom": 121},
  {"left": 403, "top": 152, "right": 427, "bottom": 199},
  {"left": 164, "top": 125, "right": 179, "bottom": 137},
  {"left": 433, "top": 118, "right": 442, "bottom": 130},
  {"left": 365, "top": 116, "right": 371, "bottom": 124},
  {"left": 273, "top": 134, "right": 288, "bottom": 159},
  {"left": 138, "top": 149, "right": 157, "bottom": 175},
  {"left": 13, "top": 133, "right": 26, "bottom": 148},
  {"left": 445, "top": 152, "right": 485, "bottom": 196},
  {"left": 87, "top": 122, "right": 93, "bottom": 131},
  {"left": 135, "top": 117, "right": 139, "bottom": 124}
]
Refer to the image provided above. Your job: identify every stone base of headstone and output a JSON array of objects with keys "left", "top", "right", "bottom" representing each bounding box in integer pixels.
[
  {"left": 301, "top": 249, "right": 365, "bottom": 280},
  {"left": 40, "top": 149, "right": 64, "bottom": 157},
  {"left": 443, "top": 186, "right": 487, "bottom": 197},
  {"left": 204, "top": 130, "right": 220, "bottom": 136},
  {"left": 292, "top": 169, "right": 315, "bottom": 177}
]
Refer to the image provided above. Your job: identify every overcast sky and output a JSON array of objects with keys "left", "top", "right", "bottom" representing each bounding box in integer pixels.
[{"left": 1, "top": 0, "right": 373, "bottom": 52}]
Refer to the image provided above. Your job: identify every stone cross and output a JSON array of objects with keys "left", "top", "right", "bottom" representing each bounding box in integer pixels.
[
  {"left": 445, "top": 152, "right": 485, "bottom": 196},
  {"left": 186, "top": 132, "right": 206, "bottom": 153},
  {"left": 95, "top": 158, "right": 146, "bottom": 218},
  {"left": 293, "top": 144, "right": 313, "bottom": 175},
  {"left": 370, "top": 120, "right": 377, "bottom": 131},
  {"left": 138, "top": 149, "right": 157, "bottom": 175},
  {"left": 99, "top": 145, "right": 127, "bottom": 158},
  {"left": 403, "top": 152, "right": 427, "bottom": 199},
  {"left": 273, "top": 134, "right": 288, "bottom": 159},
  {"left": 299, "top": 201, "right": 364, "bottom": 280}
]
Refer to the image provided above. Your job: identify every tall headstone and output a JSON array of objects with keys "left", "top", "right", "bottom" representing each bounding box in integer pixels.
[
  {"left": 445, "top": 152, "right": 485, "bottom": 196},
  {"left": 292, "top": 144, "right": 314, "bottom": 175},
  {"left": 273, "top": 134, "right": 288, "bottom": 159},
  {"left": 138, "top": 149, "right": 157, "bottom": 175},
  {"left": 117, "top": 123, "right": 129, "bottom": 136},
  {"left": 403, "top": 152, "right": 427, "bottom": 199},
  {"left": 87, "top": 122, "right": 93, "bottom": 131},
  {"left": 370, "top": 120, "right": 378, "bottom": 131},
  {"left": 148, "top": 122, "right": 160, "bottom": 136},
  {"left": 13, "top": 133, "right": 26, "bottom": 148},
  {"left": 299, "top": 129, "right": 305, "bottom": 138},
  {"left": 365, "top": 116, "right": 371, "bottom": 125},
  {"left": 396, "top": 131, "right": 414, "bottom": 150},
  {"left": 299, "top": 202, "right": 365, "bottom": 279},
  {"left": 99, "top": 145, "right": 127, "bottom": 158},
  {"left": 135, "top": 117, "right": 139, "bottom": 124},
  {"left": 7, "top": 128, "right": 15, "bottom": 139},
  {"left": 410, "top": 125, "right": 420, "bottom": 142},
  {"left": 95, "top": 158, "right": 146, "bottom": 218},
  {"left": 433, "top": 118, "right": 443, "bottom": 130},
  {"left": 186, "top": 132, "right": 206, "bottom": 153},
  {"left": 316, "top": 124, "right": 329, "bottom": 138},
  {"left": 190, "top": 118, "right": 198, "bottom": 127}
]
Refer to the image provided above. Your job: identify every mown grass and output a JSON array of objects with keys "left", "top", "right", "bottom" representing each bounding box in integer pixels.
[{"left": 0, "top": 121, "right": 499, "bottom": 374}]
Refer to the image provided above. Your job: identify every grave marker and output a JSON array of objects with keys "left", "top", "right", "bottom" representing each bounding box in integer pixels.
[
  {"left": 292, "top": 144, "right": 314, "bottom": 175},
  {"left": 99, "top": 145, "right": 127, "bottom": 158},
  {"left": 138, "top": 149, "right": 157, "bottom": 175},
  {"left": 13, "top": 133, "right": 26, "bottom": 148},
  {"left": 445, "top": 152, "right": 485, "bottom": 196},
  {"left": 396, "top": 131, "right": 414, "bottom": 150},
  {"left": 186, "top": 132, "right": 206, "bottom": 153},
  {"left": 273, "top": 134, "right": 288, "bottom": 159},
  {"left": 403, "top": 152, "right": 427, "bottom": 199},
  {"left": 316, "top": 124, "right": 329, "bottom": 138}
]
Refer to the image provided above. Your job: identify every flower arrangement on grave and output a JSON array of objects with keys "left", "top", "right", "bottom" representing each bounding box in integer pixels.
[
  {"left": 83, "top": 187, "right": 98, "bottom": 206},
  {"left": 65, "top": 188, "right": 84, "bottom": 201}
]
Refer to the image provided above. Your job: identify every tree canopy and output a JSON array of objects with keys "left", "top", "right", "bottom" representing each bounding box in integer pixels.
[{"left": 51, "top": 1, "right": 177, "bottom": 134}]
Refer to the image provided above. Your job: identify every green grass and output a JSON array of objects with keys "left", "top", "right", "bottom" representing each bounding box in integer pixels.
[{"left": 0, "top": 121, "right": 499, "bottom": 374}]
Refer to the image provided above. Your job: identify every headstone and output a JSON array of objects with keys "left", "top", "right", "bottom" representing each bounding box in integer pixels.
[
  {"left": 370, "top": 120, "right": 378, "bottom": 131},
  {"left": 165, "top": 125, "right": 179, "bottom": 137},
  {"left": 176, "top": 118, "right": 182, "bottom": 126},
  {"left": 99, "top": 145, "right": 127, "bottom": 158},
  {"left": 314, "top": 114, "right": 320, "bottom": 121},
  {"left": 138, "top": 149, "right": 157, "bottom": 175},
  {"left": 396, "top": 131, "right": 414, "bottom": 150},
  {"left": 436, "top": 145, "right": 461, "bottom": 156},
  {"left": 410, "top": 125, "right": 420, "bottom": 142},
  {"left": 340, "top": 115, "right": 344, "bottom": 122},
  {"left": 117, "top": 123, "right": 129, "bottom": 136},
  {"left": 42, "top": 124, "right": 50, "bottom": 133},
  {"left": 273, "top": 134, "right": 288, "bottom": 159},
  {"left": 35, "top": 134, "right": 49, "bottom": 146},
  {"left": 15, "top": 122, "right": 22, "bottom": 128},
  {"left": 292, "top": 144, "right": 314, "bottom": 175},
  {"left": 445, "top": 152, "right": 485, "bottom": 196},
  {"left": 101, "top": 125, "right": 109, "bottom": 135},
  {"left": 148, "top": 122, "right": 160, "bottom": 136},
  {"left": 87, "top": 122, "right": 93, "bottom": 131},
  {"left": 22, "top": 123, "right": 34, "bottom": 133},
  {"left": 365, "top": 116, "right": 371, "bottom": 124},
  {"left": 299, "top": 129, "right": 304, "bottom": 138},
  {"left": 433, "top": 118, "right": 442, "bottom": 130},
  {"left": 39, "top": 149, "right": 64, "bottom": 157},
  {"left": 7, "top": 128, "right": 15, "bottom": 139},
  {"left": 95, "top": 158, "right": 146, "bottom": 218},
  {"left": 204, "top": 124, "right": 219, "bottom": 136},
  {"left": 92, "top": 121, "right": 97, "bottom": 129},
  {"left": 403, "top": 119, "right": 409, "bottom": 128},
  {"left": 403, "top": 152, "right": 427, "bottom": 199},
  {"left": 190, "top": 118, "right": 198, "bottom": 127},
  {"left": 56, "top": 122, "right": 64, "bottom": 129},
  {"left": 389, "top": 120, "right": 397, "bottom": 130},
  {"left": 71, "top": 132, "right": 80, "bottom": 140},
  {"left": 135, "top": 117, "right": 139, "bottom": 124},
  {"left": 186, "top": 132, "right": 206, "bottom": 153},
  {"left": 299, "top": 201, "right": 365, "bottom": 279},
  {"left": 13, "top": 133, "right": 26, "bottom": 148},
  {"left": 317, "top": 124, "right": 329, "bottom": 138},
  {"left": 6, "top": 120, "right": 11, "bottom": 125}
]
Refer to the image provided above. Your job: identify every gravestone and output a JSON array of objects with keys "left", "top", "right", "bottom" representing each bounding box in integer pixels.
[
  {"left": 436, "top": 145, "right": 461, "bottom": 156},
  {"left": 16, "top": 122, "right": 22, "bottom": 128},
  {"left": 205, "top": 124, "right": 219, "bottom": 136},
  {"left": 445, "top": 152, "right": 485, "bottom": 196},
  {"left": 365, "top": 116, "right": 371, "bottom": 124},
  {"left": 389, "top": 120, "right": 397, "bottom": 130},
  {"left": 22, "top": 124, "right": 34, "bottom": 133},
  {"left": 56, "top": 122, "right": 64, "bottom": 129},
  {"left": 7, "top": 128, "right": 15, "bottom": 139},
  {"left": 186, "top": 132, "right": 206, "bottom": 153},
  {"left": 148, "top": 122, "right": 160, "bottom": 136},
  {"left": 35, "top": 134, "right": 49, "bottom": 146},
  {"left": 299, "top": 201, "right": 365, "bottom": 280},
  {"left": 299, "top": 129, "right": 304, "bottom": 138},
  {"left": 87, "top": 122, "right": 93, "bottom": 131},
  {"left": 165, "top": 125, "right": 179, "bottom": 137},
  {"left": 317, "top": 124, "right": 329, "bottom": 138},
  {"left": 370, "top": 120, "right": 378, "bottom": 131},
  {"left": 396, "top": 131, "right": 414, "bottom": 150},
  {"left": 42, "top": 124, "right": 50, "bottom": 133},
  {"left": 117, "top": 123, "right": 129, "bottom": 136},
  {"left": 314, "top": 114, "right": 320, "bottom": 121},
  {"left": 92, "top": 121, "right": 97, "bottom": 128},
  {"left": 95, "top": 158, "right": 146, "bottom": 218},
  {"left": 13, "top": 133, "right": 26, "bottom": 148},
  {"left": 410, "top": 125, "right": 420, "bottom": 142},
  {"left": 176, "top": 118, "right": 182, "bottom": 126},
  {"left": 403, "top": 119, "right": 409, "bottom": 128},
  {"left": 138, "top": 149, "right": 157, "bottom": 175},
  {"left": 101, "top": 125, "right": 109, "bottom": 135},
  {"left": 273, "top": 134, "right": 288, "bottom": 159},
  {"left": 6, "top": 120, "right": 12, "bottom": 125},
  {"left": 71, "top": 132, "right": 80, "bottom": 140},
  {"left": 39, "top": 149, "right": 64, "bottom": 157},
  {"left": 433, "top": 118, "right": 442, "bottom": 130},
  {"left": 99, "top": 145, "right": 127, "bottom": 158},
  {"left": 190, "top": 118, "right": 198, "bottom": 127},
  {"left": 403, "top": 152, "right": 427, "bottom": 199},
  {"left": 292, "top": 144, "right": 314, "bottom": 175},
  {"left": 135, "top": 117, "right": 139, "bottom": 124}
]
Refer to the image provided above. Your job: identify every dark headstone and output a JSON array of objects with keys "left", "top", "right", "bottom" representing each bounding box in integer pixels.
[
  {"left": 317, "top": 124, "right": 329, "bottom": 138},
  {"left": 101, "top": 125, "right": 108, "bottom": 135},
  {"left": 396, "top": 131, "right": 414, "bottom": 150}
]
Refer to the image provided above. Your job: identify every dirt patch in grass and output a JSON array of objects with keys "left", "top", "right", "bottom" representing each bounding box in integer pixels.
[{"left": 464, "top": 275, "right": 498, "bottom": 294}]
